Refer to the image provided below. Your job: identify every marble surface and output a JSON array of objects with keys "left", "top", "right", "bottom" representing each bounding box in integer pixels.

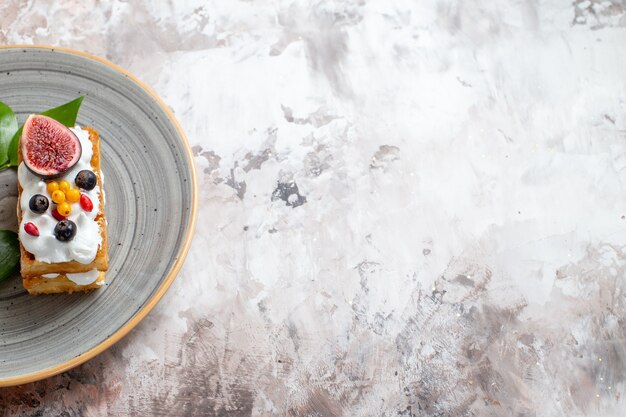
[{"left": 1, "top": 0, "right": 626, "bottom": 415}]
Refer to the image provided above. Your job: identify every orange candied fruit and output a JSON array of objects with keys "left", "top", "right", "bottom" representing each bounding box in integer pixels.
[
  {"left": 51, "top": 190, "right": 65, "bottom": 204},
  {"left": 66, "top": 188, "right": 81, "bottom": 203},
  {"left": 47, "top": 181, "right": 59, "bottom": 194},
  {"left": 57, "top": 202, "right": 72, "bottom": 217}
]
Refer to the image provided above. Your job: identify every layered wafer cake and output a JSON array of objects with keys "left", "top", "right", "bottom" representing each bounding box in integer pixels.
[{"left": 17, "top": 115, "right": 108, "bottom": 294}]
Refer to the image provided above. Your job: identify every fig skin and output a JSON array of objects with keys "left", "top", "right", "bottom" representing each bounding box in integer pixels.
[{"left": 20, "top": 114, "right": 82, "bottom": 179}]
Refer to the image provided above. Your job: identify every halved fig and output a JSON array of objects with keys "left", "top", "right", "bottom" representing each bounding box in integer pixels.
[{"left": 21, "top": 114, "right": 82, "bottom": 179}]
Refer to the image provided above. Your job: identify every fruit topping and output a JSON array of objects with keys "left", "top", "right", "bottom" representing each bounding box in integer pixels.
[
  {"left": 51, "top": 190, "right": 65, "bottom": 204},
  {"left": 66, "top": 188, "right": 81, "bottom": 203},
  {"left": 47, "top": 181, "right": 59, "bottom": 194},
  {"left": 75, "top": 170, "right": 97, "bottom": 190},
  {"left": 57, "top": 202, "right": 72, "bottom": 217},
  {"left": 24, "top": 222, "right": 39, "bottom": 237},
  {"left": 80, "top": 194, "right": 93, "bottom": 212},
  {"left": 51, "top": 208, "right": 67, "bottom": 221},
  {"left": 29, "top": 194, "right": 49, "bottom": 214},
  {"left": 59, "top": 180, "right": 71, "bottom": 192},
  {"left": 54, "top": 220, "right": 77, "bottom": 242},
  {"left": 21, "top": 114, "right": 82, "bottom": 179}
]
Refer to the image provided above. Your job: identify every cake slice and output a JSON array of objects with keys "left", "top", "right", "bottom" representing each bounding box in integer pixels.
[
  {"left": 17, "top": 118, "right": 108, "bottom": 294},
  {"left": 23, "top": 271, "right": 105, "bottom": 294}
]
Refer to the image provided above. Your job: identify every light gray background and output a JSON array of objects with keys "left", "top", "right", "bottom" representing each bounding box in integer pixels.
[{"left": 2, "top": 1, "right": 626, "bottom": 416}]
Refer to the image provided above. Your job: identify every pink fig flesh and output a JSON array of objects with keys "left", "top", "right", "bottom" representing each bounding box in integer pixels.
[{"left": 21, "top": 114, "right": 82, "bottom": 179}]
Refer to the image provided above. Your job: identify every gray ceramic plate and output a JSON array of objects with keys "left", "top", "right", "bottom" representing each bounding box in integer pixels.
[{"left": 0, "top": 46, "right": 197, "bottom": 386}]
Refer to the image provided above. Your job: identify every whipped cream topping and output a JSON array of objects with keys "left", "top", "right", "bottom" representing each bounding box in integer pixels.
[
  {"left": 18, "top": 126, "right": 102, "bottom": 264},
  {"left": 42, "top": 269, "right": 101, "bottom": 285}
]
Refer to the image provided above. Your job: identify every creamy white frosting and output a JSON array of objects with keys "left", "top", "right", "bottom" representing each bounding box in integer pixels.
[
  {"left": 42, "top": 269, "right": 101, "bottom": 285},
  {"left": 18, "top": 126, "right": 102, "bottom": 264}
]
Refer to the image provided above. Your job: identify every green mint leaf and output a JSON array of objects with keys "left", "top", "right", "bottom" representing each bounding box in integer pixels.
[
  {"left": 0, "top": 101, "right": 18, "bottom": 167},
  {"left": 7, "top": 126, "right": 22, "bottom": 167},
  {"left": 41, "top": 96, "right": 84, "bottom": 127},
  {"left": 6, "top": 96, "right": 84, "bottom": 167},
  {"left": 0, "top": 230, "right": 19, "bottom": 283}
]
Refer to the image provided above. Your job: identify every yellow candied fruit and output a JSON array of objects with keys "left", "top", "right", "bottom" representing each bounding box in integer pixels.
[
  {"left": 47, "top": 181, "right": 59, "bottom": 194},
  {"left": 51, "top": 190, "right": 66, "bottom": 204},
  {"left": 66, "top": 188, "right": 81, "bottom": 203},
  {"left": 59, "top": 180, "right": 71, "bottom": 193},
  {"left": 57, "top": 202, "right": 72, "bottom": 217}
]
